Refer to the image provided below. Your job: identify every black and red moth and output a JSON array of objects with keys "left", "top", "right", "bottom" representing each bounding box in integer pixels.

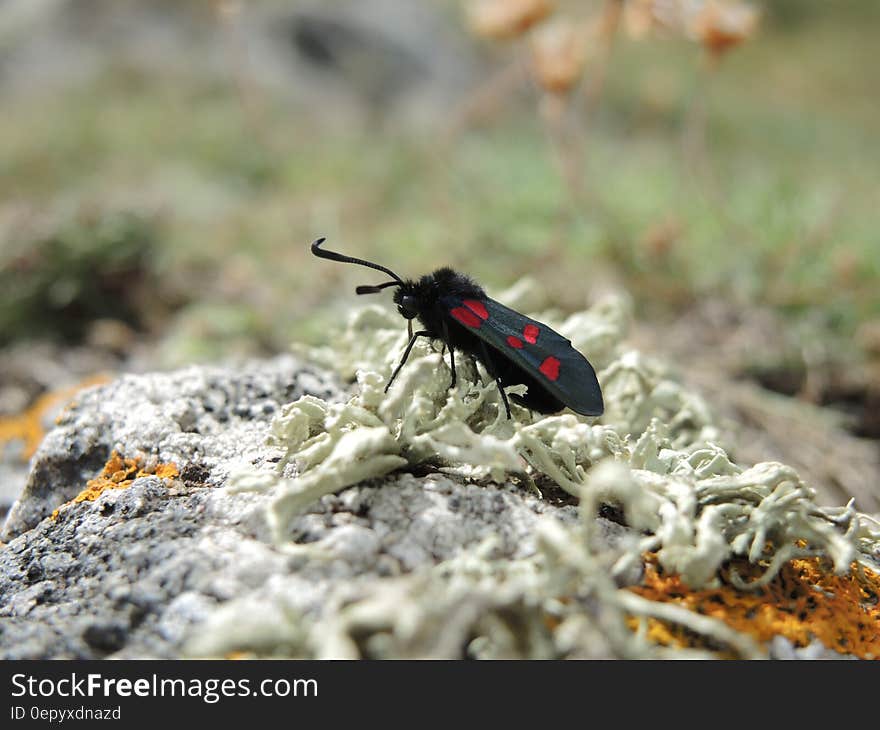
[{"left": 311, "top": 238, "right": 603, "bottom": 419}]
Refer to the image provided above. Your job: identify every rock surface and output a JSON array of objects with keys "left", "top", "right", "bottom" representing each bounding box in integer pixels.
[{"left": 0, "top": 356, "right": 591, "bottom": 659}]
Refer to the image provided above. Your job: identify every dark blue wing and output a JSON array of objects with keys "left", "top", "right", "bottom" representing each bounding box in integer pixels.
[{"left": 442, "top": 295, "right": 604, "bottom": 417}]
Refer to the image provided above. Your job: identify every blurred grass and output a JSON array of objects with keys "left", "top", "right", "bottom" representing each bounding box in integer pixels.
[
  {"left": 0, "top": 206, "right": 163, "bottom": 344},
  {"left": 0, "top": 3, "right": 877, "bottom": 363}
]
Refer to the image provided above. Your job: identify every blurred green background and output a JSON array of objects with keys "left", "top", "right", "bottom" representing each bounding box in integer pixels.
[{"left": 0, "top": 1, "right": 878, "bottom": 484}]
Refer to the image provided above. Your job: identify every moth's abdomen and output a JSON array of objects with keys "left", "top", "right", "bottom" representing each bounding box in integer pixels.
[{"left": 491, "top": 357, "right": 565, "bottom": 414}]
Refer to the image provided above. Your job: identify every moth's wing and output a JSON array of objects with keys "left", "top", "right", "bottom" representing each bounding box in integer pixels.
[{"left": 441, "top": 295, "right": 604, "bottom": 416}]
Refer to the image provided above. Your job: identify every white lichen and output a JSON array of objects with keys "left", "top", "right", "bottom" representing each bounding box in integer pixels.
[{"left": 205, "top": 282, "right": 879, "bottom": 659}]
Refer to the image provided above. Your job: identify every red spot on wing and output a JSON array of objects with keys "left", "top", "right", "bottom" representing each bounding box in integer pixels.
[
  {"left": 523, "top": 324, "right": 539, "bottom": 344},
  {"left": 451, "top": 307, "right": 483, "bottom": 328},
  {"left": 507, "top": 336, "right": 523, "bottom": 349},
  {"left": 539, "top": 356, "right": 560, "bottom": 381},
  {"left": 463, "top": 299, "right": 489, "bottom": 320}
]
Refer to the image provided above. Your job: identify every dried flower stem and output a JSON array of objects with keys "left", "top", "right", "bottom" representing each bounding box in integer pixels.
[
  {"left": 537, "top": 91, "right": 588, "bottom": 210},
  {"left": 214, "top": 0, "right": 269, "bottom": 144},
  {"left": 444, "top": 56, "right": 529, "bottom": 140},
  {"left": 582, "top": 0, "right": 624, "bottom": 121}
]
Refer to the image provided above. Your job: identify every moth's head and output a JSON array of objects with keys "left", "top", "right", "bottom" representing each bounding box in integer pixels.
[{"left": 392, "top": 286, "right": 419, "bottom": 320}]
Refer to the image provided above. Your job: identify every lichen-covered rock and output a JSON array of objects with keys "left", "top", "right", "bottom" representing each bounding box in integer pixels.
[
  {"left": 0, "top": 456, "right": 593, "bottom": 658},
  {"left": 274, "top": 293, "right": 878, "bottom": 591},
  {"left": 0, "top": 353, "right": 612, "bottom": 659}
]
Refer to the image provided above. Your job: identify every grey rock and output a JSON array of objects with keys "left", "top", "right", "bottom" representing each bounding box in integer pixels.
[
  {"left": 0, "top": 339, "right": 128, "bottom": 522},
  {"left": 1, "top": 354, "right": 337, "bottom": 541}
]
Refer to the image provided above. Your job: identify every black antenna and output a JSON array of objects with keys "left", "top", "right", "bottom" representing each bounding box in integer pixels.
[
  {"left": 355, "top": 282, "right": 400, "bottom": 295},
  {"left": 311, "top": 237, "right": 404, "bottom": 287}
]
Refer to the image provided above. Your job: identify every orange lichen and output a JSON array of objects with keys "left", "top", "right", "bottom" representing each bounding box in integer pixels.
[
  {"left": 225, "top": 651, "right": 255, "bottom": 660},
  {"left": 50, "top": 451, "right": 179, "bottom": 520},
  {"left": 627, "top": 553, "right": 880, "bottom": 659},
  {"left": 0, "top": 375, "right": 109, "bottom": 460}
]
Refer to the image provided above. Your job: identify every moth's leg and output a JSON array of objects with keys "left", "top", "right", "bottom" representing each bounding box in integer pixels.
[
  {"left": 385, "top": 330, "right": 430, "bottom": 393},
  {"left": 441, "top": 319, "right": 456, "bottom": 388},
  {"left": 448, "top": 344, "right": 457, "bottom": 389},
  {"left": 478, "top": 341, "right": 511, "bottom": 419}
]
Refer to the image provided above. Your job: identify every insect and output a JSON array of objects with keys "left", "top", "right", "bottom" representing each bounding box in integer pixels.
[{"left": 311, "top": 237, "right": 603, "bottom": 419}]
